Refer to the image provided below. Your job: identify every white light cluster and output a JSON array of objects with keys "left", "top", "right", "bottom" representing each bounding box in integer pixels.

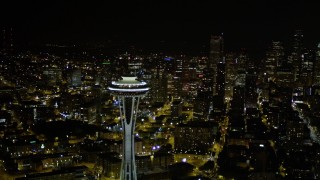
[
  {"left": 108, "top": 87, "right": 149, "bottom": 92},
  {"left": 111, "top": 81, "right": 147, "bottom": 86}
]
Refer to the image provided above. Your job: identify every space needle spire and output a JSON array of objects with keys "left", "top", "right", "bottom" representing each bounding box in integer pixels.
[{"left": 108, "top": 75, "right": 149, "bottom": 180}]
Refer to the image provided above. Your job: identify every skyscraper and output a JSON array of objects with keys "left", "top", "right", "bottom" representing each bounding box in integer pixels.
[
  {"left": 245, "top": 69, "right": 258, "bottom": 109},
  {"left": 300, "top": 49, "right": 315, "bottom": 86},
  {"left": 71, "top": 69, "right": 82, "bottom": 87},
  {"left": 209, "top": 35, "right": 224, "bottom": 68},
  {"left": 265, "top": 41, "right": 285, "bottom": 78},
  {"left": 291, "top": 30, "right": 304, "bottom": 83},
  {"left": 208, "top": 35, "right": 224, "bottom": 95},
  {"left": 108, "top": 76, "right": 149, "bottom": 180},
  {"left": 1, "top": 27, "right": 13, "bottom": 53},
  {"left": 314, "top": 43, "right": 320, "bottom": 84},
  {"left": 216, "top": 61, "right": 226, "bottom": 101}
]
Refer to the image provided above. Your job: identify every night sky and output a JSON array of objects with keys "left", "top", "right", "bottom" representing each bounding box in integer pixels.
[{"left": 1, "top": 0, "right": 320, "bottom": 55}]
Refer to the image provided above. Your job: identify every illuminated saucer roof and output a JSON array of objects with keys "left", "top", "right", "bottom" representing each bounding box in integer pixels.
[
  {"left": 108, "top": 76, "right": 149, "bottom": 96},
  {"left": 111, "top": 76, "right": 147, "bottom": 86}
]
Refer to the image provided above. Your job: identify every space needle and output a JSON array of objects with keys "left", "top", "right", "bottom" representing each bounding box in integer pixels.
[{"left": 108, "top": 75, "right": 149, "bottom": 180}]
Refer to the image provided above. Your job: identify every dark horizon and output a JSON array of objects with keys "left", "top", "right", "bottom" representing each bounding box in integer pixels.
[{"left": 1, "top": 0, "right": 320, "bottom": 57}]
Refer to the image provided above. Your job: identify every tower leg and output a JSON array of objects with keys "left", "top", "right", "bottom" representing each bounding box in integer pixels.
[{"left": 119, "top": 96, "right": 140, "bottom": 180}]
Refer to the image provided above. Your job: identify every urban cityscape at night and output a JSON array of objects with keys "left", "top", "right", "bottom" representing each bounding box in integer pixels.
[{"left": 1, "top": 1, "right": 320, "bottom": 180}]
